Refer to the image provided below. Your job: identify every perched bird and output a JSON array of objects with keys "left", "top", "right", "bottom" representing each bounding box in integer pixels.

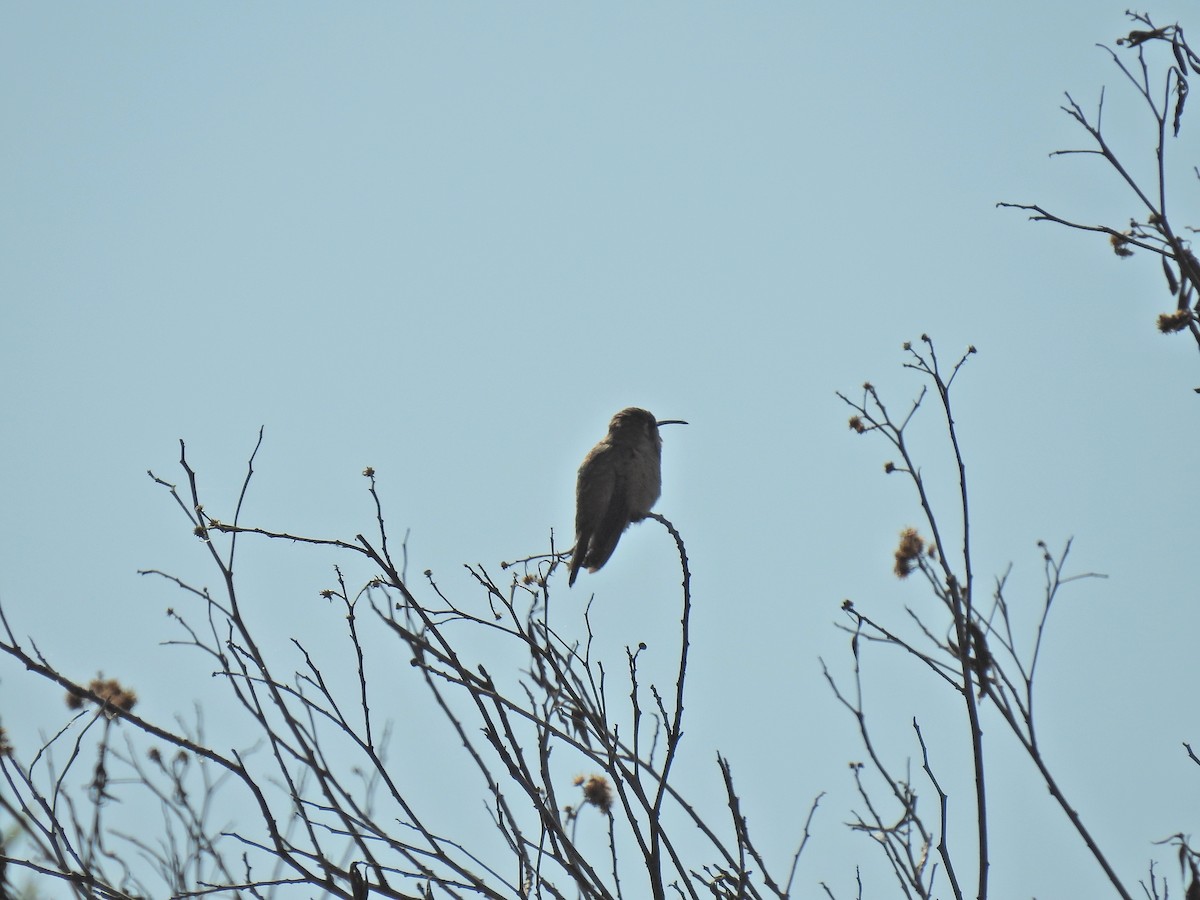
[{"left": 569, "top": 407, "right": 686, "bottom": 586}]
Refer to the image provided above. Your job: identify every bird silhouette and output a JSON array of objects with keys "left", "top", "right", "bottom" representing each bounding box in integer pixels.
[{"left": 569, "top": 407, "right": 686, "bottom": 586}]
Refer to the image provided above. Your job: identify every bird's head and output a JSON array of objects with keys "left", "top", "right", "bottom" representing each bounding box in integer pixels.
[{"left": 608, "top": 407, "right": 688, "bottom": 444}]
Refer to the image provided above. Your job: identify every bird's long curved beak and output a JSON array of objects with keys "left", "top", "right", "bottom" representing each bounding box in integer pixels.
[{"left": 655, "top": 419, "right": 688, "bottom": 426}]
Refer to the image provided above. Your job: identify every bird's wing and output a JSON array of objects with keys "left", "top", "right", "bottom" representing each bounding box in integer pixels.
[
  {"left": 582, "top": 458, "right": 631, "bottom": 574},
  {"left": 584, "top": 478, "right": 630, "bottom": 572},
  {"left": 575, "top": 445, "right": 617, "bottom": 536},
  {"left": 570, "top": 444, "right": 617, "bottom": 585}
]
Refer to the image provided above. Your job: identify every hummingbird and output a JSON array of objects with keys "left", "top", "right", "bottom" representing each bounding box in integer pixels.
[{"left": 568, "top": 407, "right": 687, "bottom": 587}]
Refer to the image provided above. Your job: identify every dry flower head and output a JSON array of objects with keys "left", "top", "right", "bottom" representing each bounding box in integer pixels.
[
  {"left": 574, "top": 774, "right": 614, "bottom": 814},
  {"left": 1157, "top": 309, "right": 1193, "bottom": 333},
  {"left": 66, "top": 677, "right": 138, "bottom": 714},
  {"left": 893, "top": 527, "right": 925, "bottom": 578}
]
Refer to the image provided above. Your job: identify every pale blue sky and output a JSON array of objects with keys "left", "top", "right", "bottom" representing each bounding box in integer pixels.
[{"left": 3, "top": 3, "right": 1199, "bottom": 897}]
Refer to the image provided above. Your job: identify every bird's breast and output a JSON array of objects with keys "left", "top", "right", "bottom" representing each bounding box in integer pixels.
[{"left": 623, "top": 444, "right": 663, "bottom": 517}]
